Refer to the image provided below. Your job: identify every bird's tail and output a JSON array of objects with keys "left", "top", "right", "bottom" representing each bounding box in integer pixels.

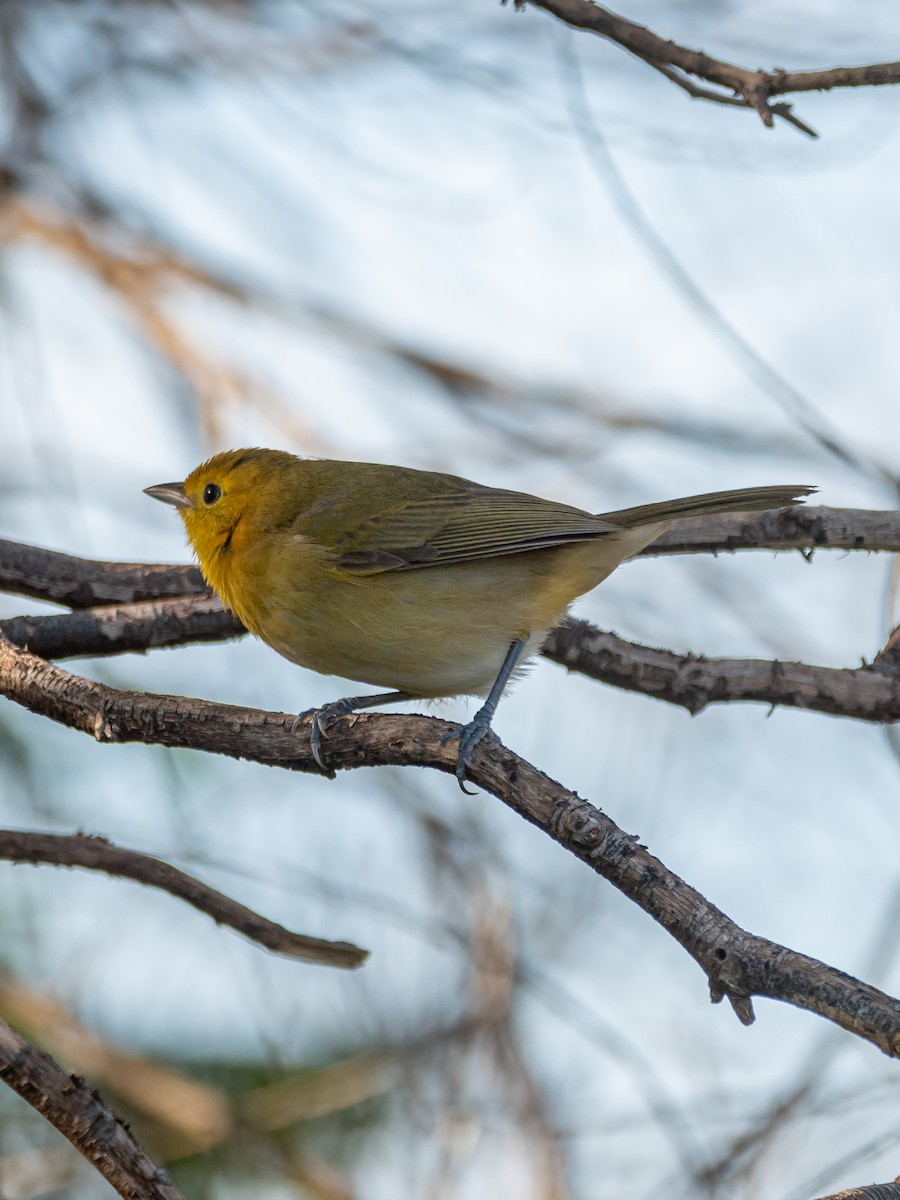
[{"left": 598, "top": 485, "right": 816, "bottom": 529}]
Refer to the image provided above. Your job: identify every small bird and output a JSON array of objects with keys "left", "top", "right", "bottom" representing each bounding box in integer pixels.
[{"left": 146, "top": 449, "right": 813, "bottom": 787}]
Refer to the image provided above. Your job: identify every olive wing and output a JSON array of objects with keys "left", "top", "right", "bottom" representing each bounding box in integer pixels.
[{"left": 333, "top": 489, "right": 619, "bottom": 574}]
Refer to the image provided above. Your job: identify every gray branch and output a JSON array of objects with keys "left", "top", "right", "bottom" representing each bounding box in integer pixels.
[
  {"left": 543, "top": 619, "right": 900, "bottom": 723},
  {"left": 643, "top": 506, "right": 900, "bottom": 557},
  {"left": 2, "top": 634, "right": 900, "bottom": 1059},
  {"left": 0, "top": 830, "right": 366, "bottom": 968},
  {"left": 515, "top": 0, "right": 900, "bottom": 133}
]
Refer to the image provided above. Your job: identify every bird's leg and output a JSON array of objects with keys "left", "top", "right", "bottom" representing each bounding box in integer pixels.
[
  {"left": 296, "top": 691, "right": 415, "bottom": 773},
  {"left": 442, "top": 637, "right": 528, "bottom": 792}
]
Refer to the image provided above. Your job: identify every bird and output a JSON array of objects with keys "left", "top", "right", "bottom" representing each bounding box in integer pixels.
[{"left": 146, "top": 448, "right": 813, "bottom": 788}]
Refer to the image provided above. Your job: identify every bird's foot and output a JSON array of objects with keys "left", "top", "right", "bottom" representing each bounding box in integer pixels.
[
  {"left": 441, "top": 707, "right": 495, "bottom": 794},
  {"left": 292, "top": 691, "right": 414, "bottom": 777},
  {"left": 293, "top": 699, "right": 360, "bottom": 776}
]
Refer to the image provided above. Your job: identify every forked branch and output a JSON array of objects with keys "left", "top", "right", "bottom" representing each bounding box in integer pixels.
[
  {"left": 513, "top": 0, "right": 900, "bottom": 135},
  {"left": 1, "top": 635, "right": 899, "bottom": 1058}
]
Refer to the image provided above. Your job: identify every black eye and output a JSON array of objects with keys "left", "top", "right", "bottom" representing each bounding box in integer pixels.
[{"left": 203, "top": 482, "right": 222, "bottom": 506}]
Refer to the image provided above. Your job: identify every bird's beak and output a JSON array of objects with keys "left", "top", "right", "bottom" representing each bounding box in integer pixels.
[{"left": 144, "top": 482, "right": 192, "bottom": 509}]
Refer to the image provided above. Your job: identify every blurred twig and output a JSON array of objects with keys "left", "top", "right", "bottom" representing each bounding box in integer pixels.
[
  {"left": 0, "top": 974, "right": 373, "bottom": 1191},
  {"left": 557, "top": 35, "right": 896, "bottom": 492},
  {"left": 0, "top": 977, "right": 232, "bottom": 1151},
  {"left": 240, "top": 1052, "right": 395, "bottom": 1131},
  {"left": 0, "top": 829, "right": 367, "bottom": 968},
  {"left": 0, "top": 195, "right": 848, "bottom": 469}
]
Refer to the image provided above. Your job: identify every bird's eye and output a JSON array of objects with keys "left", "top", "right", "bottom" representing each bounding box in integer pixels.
[{"left": 203, "top": 483, "right": 222, "bottom": 506}]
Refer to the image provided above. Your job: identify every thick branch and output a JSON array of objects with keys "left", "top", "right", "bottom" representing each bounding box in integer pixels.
[
  {"left": 0, "top": 1016, "right": 184, "bottom": 1200},
  {"left": 0, "top": 830, "right": 366, "bottom": 968},
  {"left": 0, "top": 539, "right": 206, "bottom": 608},
  {"left": 516, "top": 0, "right": 900, "bottom": 132},
  {"left": 0, "top": 595, "right": 245, "bottom": 660},
  {"left": 2, "top": 637, "right": 899, "bottom": 1057},
  {"left": 543, "top": 619, "right": 900, "bottom": 723}
]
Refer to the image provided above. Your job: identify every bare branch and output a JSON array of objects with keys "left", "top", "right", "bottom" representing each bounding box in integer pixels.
[
  {"left": 0, "top": 830, "right": 366, "bottom": 968},
  {"left": 0, "top": 539, "right": 205, "bottom": 608},
  {"left": 542, "top": 619, "right": 900, "bottom": 723},
  {"left": 643, "top": 506, "right": 900, "bottom": 557},
  {"left": 643, "top": 58, "right": 820, "bottom": 136},
  {"left": 4, "top": 590, "right": 900, "bottom": 728},
  {"left": 514, "top": 0, "right": 900, "bottom": 133},
  {"left": 813, "top": 1185, "right": 900, "bottom": 1200},
  {"left": 1, "top": 595, "right": 244, "bottom": 660},
  {"left": 0, "top": 1016, "right": 184, "bottom": 1200},
  {"left": 2, "top": 636, "right": 899, "bottom": 1057}
]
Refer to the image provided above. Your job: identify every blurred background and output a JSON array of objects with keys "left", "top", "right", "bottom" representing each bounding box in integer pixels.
[{"left": 1, "top": 1, "right": 899, "bottom": 1197}]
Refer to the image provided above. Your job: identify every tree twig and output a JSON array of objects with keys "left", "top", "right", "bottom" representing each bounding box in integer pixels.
[
  {"left": 513, "top": 0, "right": 900, "bottom": 134},
  {"left": 0, "top": 1015, "right": 184, "bottom": 1200},
  {"left": 0, "top": 830, "right": 367, "bottom": 968},
  {"left": 1, "top": 635, "right": 899, "bottom": 1057},
  {"left": 542, "top": 619, "right": 900, "bottom": 723},
  {"left": 641, "top": 57, "right": 819, "bottom": 136},
  {"left": 0, "top": 595, "right": 244, "bottom": 660},
  {"left": 642, "top": 506, "right": 900, "bottom": 557},
  {"left": 4, "top": 592, "right": 900, "bottom": 727},
  {"left": 813, "top": 1185, "right": 900, "bottom": 1200},
  {"left": 0, "top": 538, "right": 206, "bottom": 608}
]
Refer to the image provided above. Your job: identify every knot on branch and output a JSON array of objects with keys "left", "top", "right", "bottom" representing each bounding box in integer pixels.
[
  {"left": 780, "top": 505, "right": 833, "bottom": 547},
  {"left": 91, "top": 698, "right": 121, "bottom": 744},
  {"left": 706, "top": 944, "right": 756, "bottom": 1025},
  {"left": 548, "top": 796, "right": 607, "bottom": 852},
  {"left": 671, "top": 656, "right": 716, "bottom": 714}
]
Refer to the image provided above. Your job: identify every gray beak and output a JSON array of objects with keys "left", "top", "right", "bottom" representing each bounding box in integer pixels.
[{"left": 144, "top": 482, "right": 192, "bottom": 509}]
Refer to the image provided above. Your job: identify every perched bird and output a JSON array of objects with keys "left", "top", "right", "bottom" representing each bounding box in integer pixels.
[{"left": 146, "top": 449, "right": 813, "bottom": 787}]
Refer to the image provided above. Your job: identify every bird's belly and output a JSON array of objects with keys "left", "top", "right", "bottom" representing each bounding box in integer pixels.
[
  {"left": 262, "top": 612, "right": 544, "bottom": 697},
  {"left": 233, "top": 530, "right": 657, "bottom": 698},
  {"left": 252, "top": 564, "right": 550, "bottom": 696}
]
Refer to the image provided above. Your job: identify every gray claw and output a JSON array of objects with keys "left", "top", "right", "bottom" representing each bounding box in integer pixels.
[
  {"left": 310, "top": 711, "right": 329, "bottom": 771},
  {"left": 293, "top": 707, "right": 336, "bottom": 776},
  {"left": 442, "top": 715, "right": 492, "bottom": 793}
]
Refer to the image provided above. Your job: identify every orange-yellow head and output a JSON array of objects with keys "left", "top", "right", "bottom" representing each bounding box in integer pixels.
[{"left": 144, "top": 448, "right": 301, "bottom": 597}]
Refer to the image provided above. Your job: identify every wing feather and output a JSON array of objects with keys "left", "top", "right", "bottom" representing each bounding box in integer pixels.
[{"left": 334, "top": 490, "right": 617, "bottom": 574}]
